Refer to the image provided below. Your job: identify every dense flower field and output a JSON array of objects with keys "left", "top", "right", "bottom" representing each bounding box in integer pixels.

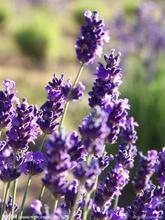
[{"left": 0, "top": 10, "right": 164, "bottom": 220}]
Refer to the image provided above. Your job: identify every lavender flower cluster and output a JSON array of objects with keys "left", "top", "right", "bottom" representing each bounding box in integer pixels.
[{"left": 0, "top": 9, "right": 164, "bottom": 220}]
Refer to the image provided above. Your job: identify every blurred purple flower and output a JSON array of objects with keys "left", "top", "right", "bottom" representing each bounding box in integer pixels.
[
  {"left": 79, "top": 106, "right": 109, "bottom": 155},
  {"left": 94, "top": 164, "right": 129, "bottom": 207},
  {"left": 156, "top": 147, "right": 165, "bottom": 186},
  {"left": 21, "top": 151, "right": 45, "bottom": 176},
  {"left": 116, "top": 117, "right": 138, "bottom": 169},
  {"left": 134, "top": 150, "right": 158, "bottom": 194}
]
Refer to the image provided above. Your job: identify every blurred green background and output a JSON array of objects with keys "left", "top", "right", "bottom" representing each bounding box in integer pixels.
[{"left": 0, "top": 0, "right": 164, "bottom": 151}]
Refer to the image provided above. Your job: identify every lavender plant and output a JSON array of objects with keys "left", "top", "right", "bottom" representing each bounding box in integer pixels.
[
  {"left": 0, "top": 9, "right": 164, "bottom": 220},
  {"left": 112, "top": 1, "right": 165, "bottom": 82}
]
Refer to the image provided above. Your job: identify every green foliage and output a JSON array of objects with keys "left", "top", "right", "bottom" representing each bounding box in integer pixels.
[
  {"left": 13, "top": 10, "right": 62, "bottom": 62},
  {"left": 73, "top": 9, "right": 85, "bottom": 26},
  {"left": 0, "top": 7, "right": 8, "bottom": 28},
  {"left": 122, "top": 59, "right": 165, "bottom": 152},
  {"left": 124, "top": 2, "right": 139, "bottom": 18},
  {"left": 14, "top": 26, "right": 48, "bottom": 61}
]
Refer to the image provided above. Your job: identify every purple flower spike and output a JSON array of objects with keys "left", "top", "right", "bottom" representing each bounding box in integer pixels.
[
  {"left": 94, "top": 164, "right": 129, "bottom": 207},
  {"left": 61, "top": 80, "right": 85, "bottom": 101},
  {"left": 0, "top": 80, "right": 18, "bottom": 130},
  {"left": 67, "top": 131, "right": 84, "bottom": 162},
  {"left": 65, "top": 180, "right": 78, "bottom": 209},
  {"left": 75, "top": 10, "right": 109, "bottom": 64},
  {"left": 116, "top": 117, "right": 138, "bottom": 170},
  {"left": 0, "top": 167, "right": 21, "bottom": 182},
  {"left": 73, "top": 157, "right": 101, "bottom": 190},
  {"left": 156, "top": 147, "right": 165, "bottom": 186},
  {"left": 108, "top": 207, "right": 127, "bottom": 220},
  {"left": 71, "top": 82, "right": 85, "bottom": 101},
  {"left": 79, "top": 106, "right": 109, "bottom": 155},
  {"left": 46, "top": 132, "right": 71, "bottom": 174},
  {"left": 42, "top": 173, "right": 68, "bottom": 198},
  {"left": 134, "top": 150, "right": 158, "bottom": 194},
  {"left": 7, "top": 98, "right": 40, "bottom": 151},
  {"left": 89, "top": 50, "right": 122, "bottom": 107},
  {"left": 127, "top": 184, "right": 164, "bottom": 220},
  {"left": 43, "top": 131, "right": 71, "bottom": 198},
  {"left": 105, "top": 98, "right": 130, "bottom": 144},
  {"left": 21, "top": 151, "right": 45, "bottom": 176},
  {"left": 37, "top": 74, "right": 65, "bottom": 134}
]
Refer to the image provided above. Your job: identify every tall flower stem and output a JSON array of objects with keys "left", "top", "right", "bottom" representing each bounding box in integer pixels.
[
  {"left": 59, "top": 63, "right": 84, "bottom": 130},
  {"left": 69, "top": 183, "right": 83, "bottom": 220},
  {"left": 17, "top": 175, "right": 32, "bottom": 220},
  {"left": 54, "top": 199, "right": 58, "bottom": 211},
  {"left": 0, "top": 181, "right": 11, "bottom": 218},
  {"left": 113, "top": 195, "right": 119, "bottom": 210},
  {"left": 10, "top": 155, "right": 18, "bottom": 220},
  {"left": 83, "top": 176, "right": 99, "bottom": 220},
  {"left": 1, "top": 183, "right": 6, "bottom": 202},
  {"left": 10, "top": 179, "right": 18, "bottom": 220},
  {"left": 38, "top": 184, "right": 45, "bottom": 200},
  {"left": 32, "top": 134, "right": 47, "bottom": 202},
  {"left": 39, "top": 134, "right": 47, "bottom": 152}
]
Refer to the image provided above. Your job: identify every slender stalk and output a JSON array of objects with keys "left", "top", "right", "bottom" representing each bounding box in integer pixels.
[
  {"left": 72, "top": 63, "right": 84, "bottom": 88},
  {"left": 54, "top": 199, "right": 58, "bottom": 211},
  {"left": 32, "top": 134, "right": 47, "bottom": 203},
  {"left": 10, "top": 155, "right": 18, "bottom": 220},
  {"left": 17, "top": 175, "right": 32, "bottom": 220},
  {"left": 0, "top": 181, "right": 11, "bottom": 218},
  {"left": 83, "top": 176, "right": 98, "bottom": 220},
  {"left": 82, "top": 192, "right": 91, "bottom": 220},
  {"left": 11, "top": 179, "right": 18, "bottom": 220},
  {"left": 113, "top": 195, "right": 119, "bottom": 210},
  {"left": 1, "top": 183, "right": 6, "bottom": 202},
  {"left": 38, "top": 184, "right": 45, "bottom": 200},
  {"left": 39, "top": 133, "right": 47, "bottom": 151},
  {"left": 69, "top": 183, "right": 83, "bottom": 220},
  {"left": 58, "top": 102, "right": 69, "bottom": 131},
  {"left": 59, "top": 63, "right": 84, "bottom": 131}
]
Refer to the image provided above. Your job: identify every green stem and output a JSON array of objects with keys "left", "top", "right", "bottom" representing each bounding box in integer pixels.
[
  {"left": 113, "top": 195, "right": 119, "bottom": 210},
  {"left": 34, "top": 134, "right": 47, "bottom": 203},
  {"left": 11, "top": 179, "right": 18, "bottom": 220},
  {"left": 69, "top": 183, "right": 83, "bottom": 220},
  {"left": 83, "top": 176, "right": 98, "bottom": 220},
  {"left": 0, "top": 181, "right": 11, "bottom": 218},
  {"left": 39, "top": 134, "right": 46, "bottom": 151},
  {"left": 17, "top": 175, "right": 32, "bottom": 220},
  {"left": 82, "top": 192, "right": 90, "bottom": 220},
  {"left": 38, "top": 185, "right": 45, "bottom": 200},
  {"left": 10, "top": 154, "right": 18, "bottom": 220},
  {"left": 1, "top": 183, "right": 6, "bottom": 202},
  {"left": 59, "top": 63, "right": 84, "bottom": 131},
  {"left": 54, "top": 199, "right": 58, "bottom": 211},
  {"left": 58, "top": 102, "right": 69, "bottom": 131},
  {"left": 72, "top": 63, "right": 84, "bottom": 88}
]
